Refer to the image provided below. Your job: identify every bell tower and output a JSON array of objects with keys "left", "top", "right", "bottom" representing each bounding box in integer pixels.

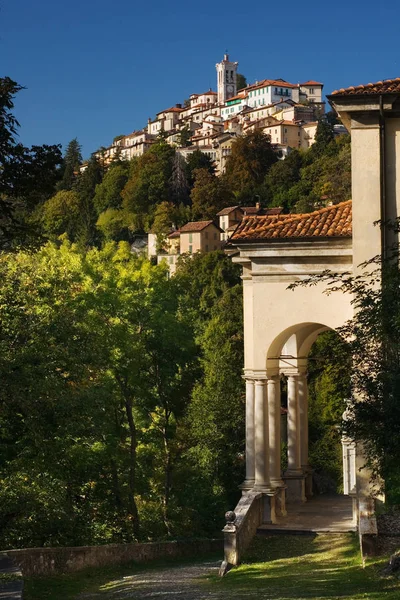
[{"left": 216, "top": 52, "right": 239, "bottom": 105}]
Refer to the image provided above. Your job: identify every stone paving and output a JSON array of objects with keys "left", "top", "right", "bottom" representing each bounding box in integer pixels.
[{"left": 258, "top": 494, "right": 356, "bottom": 535}]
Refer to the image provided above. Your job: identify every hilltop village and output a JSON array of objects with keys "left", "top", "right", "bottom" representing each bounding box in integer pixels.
[
  {"left": 87, "top": 54, "right": 330, "bottom": 175},
  {"left": 79, "top": 54, "right": 347, "bottom": 273}
]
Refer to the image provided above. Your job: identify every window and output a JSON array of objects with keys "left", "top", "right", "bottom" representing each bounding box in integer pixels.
[
  {"left": 214, "top": 245, "right": 217, "bottom": 250},
  {"left": 214, "top": 232, "right": 217, "bottom": 240},
  {"left": 310, "top": 88, "right": 314, "bottom": 94},
  {"left": 205, "top": 244, "right": 209, "bottom": 252},
  {"left": 189, "top": 245, "right": 193, "bottom": 254},
  {"left": 298, "top": 131, "right": 300, "bottom": 136},
  {"left": 205, "top": 231, "right": 208, "bottom": 239},
  {"left": 169, "top": 256, "right": 174, "bottom": 264},
  {"left": 189, "top": 233, "right": 192, "bottom": 243},
  {"left": 284, "top": 128, "right": 287, "bottom": 133}
]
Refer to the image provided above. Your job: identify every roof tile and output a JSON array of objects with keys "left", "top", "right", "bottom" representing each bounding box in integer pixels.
[
  {"left": 331, "top": 78, "right": 400, "bottom": 96},
  {"left": 180, "top": 220, "right": 219, "bottom": 233},
  {"left": 230, "top": 200, "right": 352, "bottom": 242}
]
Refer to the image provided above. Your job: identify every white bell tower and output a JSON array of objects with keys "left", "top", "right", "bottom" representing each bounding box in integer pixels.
[{"left": 216, "top": 52, "right": 239, "bottom": 105}]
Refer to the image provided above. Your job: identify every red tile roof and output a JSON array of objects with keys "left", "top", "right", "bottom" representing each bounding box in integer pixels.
[
  {"left": 301, "top": 80, "right": 323, "bottom": 86},
  {"left": 156, "top": 106, "right": 183, "bottom": 115},
  {"left": 231, "top": 200, "right": 352, "bottom": 242},
  {"left": 180, "top": 220, "right": 220, "bottom": 233},
  {"left": 331, "top": 78, "right": 400, "bottom": 96},
  {"left": 168, "top": 231, "right": 180, "bottom": 239}
]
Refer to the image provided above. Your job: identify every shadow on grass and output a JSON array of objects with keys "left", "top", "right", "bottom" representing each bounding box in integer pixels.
[{"left": 206, "top": 534, "right": 400, "bottom": 600}]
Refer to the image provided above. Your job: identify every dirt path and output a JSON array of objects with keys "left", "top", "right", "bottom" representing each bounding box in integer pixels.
[{"left": 77, "top": 560, "right": 228, "bottom": 600}]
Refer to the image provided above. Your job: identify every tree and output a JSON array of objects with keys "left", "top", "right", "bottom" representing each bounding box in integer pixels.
[
  {"left": 169, "top": 153, "right": 190, "bottom": 205},
  {"left": 0, "top": 77, "right": 62, "bottom": 247},
  {"left": 41, "top": 190, "right": 81, "bottom": 239},
  {"left": 310, "top": 119, "right": 335, "bottom": 158},
  {"left": 57, "top": 138, "right": 82, "bottom": 191},
  {"left": 0, "top": 240, "right": 198, "bottom": 546},
  {"left": 190, "top": 168, "right": 233, "bottom": 220},
  {"left": 265, "top": 149, "right": 303, "bottom": 208},
  {"left": 186, "top": 149, "right": 215, "bottom": 186},
  {"left": 74, "top": 155, "right": 104, "bottom": 245},
  {"left": 224, "top": 130, "right": 277, "bottom": 202},
  {"left": 236, "top": 73, "right": 247, "bottom": 91},
  {"left": 121, "top": 142, "right": 175, "bottom": 231},
  {"left": 174, "top": 251, "right": 244, "bottom": 531},
  {"left": 178, "top": 126, "right": 192, "bottom": 148},
  {"left": 93, "top": 162, "right": 129, "bottom": 216}
]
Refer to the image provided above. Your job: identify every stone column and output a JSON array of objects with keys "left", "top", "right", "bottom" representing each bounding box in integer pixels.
[
  {"left": 254, "top": 379, "right": 269, "bottom": 489},
  {"left": 287, "top": 375, "right": 301, "bottom": 473},
  {"left": 298, "top": 373, "right": 312, "bottom": 498},
  {"left": 242, "top": 378, "right": 255, "bottom": 489},
  {"left": 284, "top": 374, "right": 306, "bottom": 503},
  {"left": 268, "top": 376, "right": 283, "bottom": 487}
]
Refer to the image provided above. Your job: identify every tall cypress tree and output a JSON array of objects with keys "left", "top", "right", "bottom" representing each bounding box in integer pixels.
[{"left": 57, "top": 138, "right": 82, "bottom": 191}]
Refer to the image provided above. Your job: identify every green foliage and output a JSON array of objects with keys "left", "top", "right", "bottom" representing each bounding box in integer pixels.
[
  {"left": 0, "top": 77, "right": 63, "bottom": 247},
  {"left": 0, "top": 242, "right": 199, "bottom": 546},
  {"left": 307, "top": 331, "right": 351, "bottom": 493},
  {"left": 121, "top": 142, "right": 175, "bottom": 231},
  {"left": 74, "top": 155, "right": 104, "bottom": 245},
  {"left": 41, "top": 190, "right": 81, "bottom": 238},
  {"left": 236, "top": 73, "right": 247, "bottom": 91},
  {"left": 224, "top": 130, "right": 277, "bottom": 202},
  {"left": 57, "top": 138, "right": 82, "bottom": 192},
  {"left": 264, "top": 134, "right": 351, "bottom": 213},
  {"left": 190, "top": 168, "right": 233, "bottom": 220},
  {"left": 186, "top": 149, "right": 215, "bottom": 185},
  {"left": 93, "top": 162, "right": 129, "bottom": 216},
  {"left": 96, "top": 208, "right": 131, "bottom": 241}
]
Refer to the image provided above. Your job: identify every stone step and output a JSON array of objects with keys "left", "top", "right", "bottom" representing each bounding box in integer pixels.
[{"left": 257, "top": 525, "right": 357, "bottom": 536}]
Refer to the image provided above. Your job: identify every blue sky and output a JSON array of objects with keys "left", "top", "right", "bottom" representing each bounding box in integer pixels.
[{"left": 3, "top": 0, "right": 400, "bottom": 158}]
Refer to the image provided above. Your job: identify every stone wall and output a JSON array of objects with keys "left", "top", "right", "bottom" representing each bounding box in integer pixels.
[
  {"left": 221, "top": 491, "right": 263, "bottom": 570},
  {"left": 7, "top": 538, "right": 222, "bottom": 577}
]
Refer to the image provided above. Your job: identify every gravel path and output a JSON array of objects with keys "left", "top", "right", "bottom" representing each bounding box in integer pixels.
[{"left": 77, "top": 560, "right": 231, "bottom": 600}]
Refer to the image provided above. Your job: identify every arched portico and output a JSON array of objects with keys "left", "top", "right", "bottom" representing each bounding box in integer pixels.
[{"left": 242, "top": 322, "right": 344, "bottom": 511}]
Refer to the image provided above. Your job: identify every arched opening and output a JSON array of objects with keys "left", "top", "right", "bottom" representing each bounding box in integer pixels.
[{"left": 265, "top": 322, "right": 351, "bottom": 505}]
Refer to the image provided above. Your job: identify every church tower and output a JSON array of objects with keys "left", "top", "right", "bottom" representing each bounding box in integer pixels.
[{"left": 216, "top": 53, "right": 239, "bottom": 105}]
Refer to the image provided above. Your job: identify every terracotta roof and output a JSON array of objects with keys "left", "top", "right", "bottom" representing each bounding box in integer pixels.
[
  {"left": 331, "top": 78, "right": 400, "bottom": 96},
  {"left": 168, "top": 231, "right": 180, "bottom": 239},
  {"left": 156, "top": 106, "right": 183, "bottom": 115},
  {"left": 216, "top": 206, "right": 241, "bottom": 216},
  {"left": 301, "top": 80, "right": 323, "bottom": 86},
  {"left": 230, "top": 200, "right": 352, "bottom": 242},
  {"left": 180, "top": 220, "right": 220, "bottom": 233}
]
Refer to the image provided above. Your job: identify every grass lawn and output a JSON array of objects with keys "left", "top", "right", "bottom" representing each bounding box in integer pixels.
[
  {"left": 208, "top": 534, "right": 400, "bottom": 599},
  {"left": 23, "top": 534, "right": 400, "bottom": 599}
]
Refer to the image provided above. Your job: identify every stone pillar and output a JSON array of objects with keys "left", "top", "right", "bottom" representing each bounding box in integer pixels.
[
  {"left": 268, "top": 375, "right": 286, "bottom": 516},
  {"left": 284, "top": 374, "right": 306, "bottom": 503},
  {"left": 268, "top": 376, "right": 283, "bottom": 487},
  {"left": 241, "top": 378, "right": 255, "bottom": 489},
  {"left": 254, "top": 379, "right": 269, "bottom": 489},
  {"left": 298, "top": 374, "right": 312, "bottom": 498},
  {"left": 287, "top": 375, "right": 301, "bottom": 473}
]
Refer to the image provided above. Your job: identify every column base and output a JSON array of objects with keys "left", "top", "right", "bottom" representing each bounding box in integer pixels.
[
  {"left": 239, "top": 480, "right": 255, "bottom": 495},
  {"left": 283, "top": 472, "right": 306, "bottom": 503},
  {"left": 274, "top": 486, "right": 287, "bottom": 517}
]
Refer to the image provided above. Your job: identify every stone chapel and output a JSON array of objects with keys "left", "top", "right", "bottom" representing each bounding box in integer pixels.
[{"left": 220, "top": 77, "right": 400, "bottom": 572}]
